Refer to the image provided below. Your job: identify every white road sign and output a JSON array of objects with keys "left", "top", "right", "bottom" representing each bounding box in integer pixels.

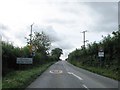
[
  {"left": 98, "top": 52, "right": 104, "bottom": 57},
  {"left": 32, "top": 46, "right": 35, "bottom": 51},
  {"left": 16, "top": 58, "right": 33, "bottom": 64}
]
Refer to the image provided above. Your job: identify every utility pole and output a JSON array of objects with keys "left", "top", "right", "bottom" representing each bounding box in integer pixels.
[
  {"left": 30, "top": 23, "right": 34, "bottom": 45},
  {"left": 81, "top": 30, "right": 88, "bottom": 49},
  {"left": 29, "top": 23, "right": 34, "bottom": 56}
]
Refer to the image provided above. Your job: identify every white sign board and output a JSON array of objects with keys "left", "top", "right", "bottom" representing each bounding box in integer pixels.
[
  {"left": 32, "top": 46, "right": 35, "bottom": 51},
  {"left": 98, "top": 52, "right": 104, "bottom": 57},
  {"left": 17, "top": 58, "right": 33, "bottom": 64}
]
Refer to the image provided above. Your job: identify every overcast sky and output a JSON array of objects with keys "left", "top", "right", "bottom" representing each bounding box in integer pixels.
[{"left": 0, "top": 0, "right": 118, "bottom": 59}]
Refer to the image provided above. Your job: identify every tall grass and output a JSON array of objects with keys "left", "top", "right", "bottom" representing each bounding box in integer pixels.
[
  {"left": 70, "top": 61, "right": 119, "bottom": 81},
  {"left": 2, "top": 62, "right": 54, "bottom": 89}
]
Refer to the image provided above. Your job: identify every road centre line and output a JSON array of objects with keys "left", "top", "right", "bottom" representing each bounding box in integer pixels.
[
  {"left": 67, "top": 72, "right": 83, "bottom": 80},
  {"left": 83, "top": 84, "right": 89, "bottom": 90}
]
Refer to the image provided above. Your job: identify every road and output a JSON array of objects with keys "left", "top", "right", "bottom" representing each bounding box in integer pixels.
[{"left": 26, "top": 61, "right": 119, "bottom": 89}]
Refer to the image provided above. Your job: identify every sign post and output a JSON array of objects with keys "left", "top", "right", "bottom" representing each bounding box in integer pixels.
[
  {"left": 16, "top": 58, "right": 33, "bottom": 70},
  {"left": 29, "top": 45, "right": 36, "bottom": 57},
  {"left": 98, "top": 47, "right": 104, "bottom": 67},
  {"left": 17, "top": 58, "right": 33, "bottom": 64}
]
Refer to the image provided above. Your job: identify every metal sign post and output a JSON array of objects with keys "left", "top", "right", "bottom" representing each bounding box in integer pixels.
[
  {"left": 17, "top": 58, "right": 33, "bottom": 64},
  {"left": 16, "top": 58, "right": 33, "bottom": 70},
  {"left": 98, "top": 47, "right": 104, "bottom": 67}
]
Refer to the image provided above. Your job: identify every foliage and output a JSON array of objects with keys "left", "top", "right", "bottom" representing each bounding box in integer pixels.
[
  {"left": 2, "top": 42, "right": 30, "bottom": 76},
  {"left": 2, "top": 30, "right": 59, "bottom": 88},
  {"left": 51, "top": 48, "right": 63, "bottom": 61},
  {"left": 32, "top": 31, "right": 51, "bottom": 54},
  {"left": 2, "top": 31, "right": 53, "bottom": 76},
  {"left": 70, "top": 61, "right": 119, "bottom": 80},
  {"left": 68, "top": 29, "right": 120, "bottom": 80}
]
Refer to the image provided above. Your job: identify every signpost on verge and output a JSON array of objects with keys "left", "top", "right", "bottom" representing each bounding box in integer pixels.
[
  {"left": 32, "top": 46, "right": 35, "bottom": 56},
  {"left": 16, "top": 23, "right": 35, "bottom": 69},
  {"left": 16, "top": 58, "right": 33, "bottom": 64},
  {"left": 16, "top": 58, "right": 33, "bottom": 70},
  {"left": 98, "top": 47, "right": 104, "bottom": 67}
]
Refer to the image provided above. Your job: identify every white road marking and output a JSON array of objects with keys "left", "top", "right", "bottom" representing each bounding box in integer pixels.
[
  {"left": 50, "top": 70, "right": 63, "bottom": 74},
  {"left": 67, "top": 72, "right": 83, "bottom": 80},
  {"left": 67, "top": 72, "right": 72, "bottom": 74},
  {"left": 50, "top": 70, "right": 54, "bottom": 73},
  {"left": 83, "top": 84, "right": 89, "bottom": 90}
]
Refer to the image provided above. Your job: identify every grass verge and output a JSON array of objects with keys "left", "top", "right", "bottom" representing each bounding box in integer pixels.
[
  {"left": 69, "top": 61, "right": 119, "bottom": 81},
  {"left": 2, "top": 62, "right": 55, "bottom": 90}
]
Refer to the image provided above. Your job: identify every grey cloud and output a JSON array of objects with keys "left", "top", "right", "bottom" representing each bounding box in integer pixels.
[
  {"left": 0, "top": 23, "right": 9, "bottom": 40},
  {"left": 0, "top": 23, "right": 8, "bottom": 30},
  {"left": 51, "top": 40, "right": 74, "bottom": 50},
  {"left": 59, "top": 2, "right": 87, "bottom": 15},
  {"left": 118, "top": 2, "right": 120, "bottom": 25},
  {"left": 15, "top": 31, "right": 27, "bottom": 43},
  {"left": 32, "top": 25, "right": 74, "bottom": 50},
  {"left": 32, "top": 25, "right": 61, "bottom": 42},
  {"left": 0, "top": 31, "right": 9, "bottom": 40},
  {"left": 46, "top": 19, "right": 75, "bottom": 24},
  {"left": 87, "top": 2, "right": 118, "bottom": 32},
  {"left": 87, "top": 2, "right": 117, "bottom": 22},
  {"left": 91, "top": 22, "right": 118, "bottom": 33},
  {"left": 59, "top": 2, "right": 118, "bottom": 33}
]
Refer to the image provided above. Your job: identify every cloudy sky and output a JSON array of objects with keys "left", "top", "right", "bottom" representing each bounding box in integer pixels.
[{"left": 0, "top": 0, "right": 118, "bottom": 59}]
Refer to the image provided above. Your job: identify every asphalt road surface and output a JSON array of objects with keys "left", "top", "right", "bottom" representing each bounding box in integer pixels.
[{"left": 26, "top": 61, "right": 119, "bottom": 89}]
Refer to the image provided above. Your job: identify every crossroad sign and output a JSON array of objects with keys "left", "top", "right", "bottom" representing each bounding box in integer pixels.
[{"left": 16, "top": 58, "right": 33, "bottom": 64}]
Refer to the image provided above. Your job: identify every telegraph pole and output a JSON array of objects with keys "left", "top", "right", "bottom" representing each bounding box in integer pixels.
[
  {"left": 30, "top": 23, "right": 34, "bottom": 45},
  {"left": 29, "top": 23, "right": 34, "bottom": 56},
  {"left": 81, "top": 30, "right": 88, "bottom": 49}
]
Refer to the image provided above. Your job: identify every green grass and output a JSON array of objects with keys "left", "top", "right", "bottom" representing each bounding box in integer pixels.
[
  {"left": 2, "top": 62, "right": 55, "bottom": 89},
  {"left": 70, "top": 61, "right": 119, "bottom": 81}
]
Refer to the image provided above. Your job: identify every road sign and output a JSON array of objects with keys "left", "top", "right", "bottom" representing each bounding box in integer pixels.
[
  {"left": 16, "top": 58, "right": 33, "bottom": 64},
  {"left": 32, "top": 52, "right": 35, "bottom": 56},
  {"left": 29, "top": 45, "right": 32, "bottom": 53},
  {"left": 32, "top": 46, "right": 35, "bottom": 51},
  {"left": 98, "top": 51, "right": 104, "bottom": 57}
]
